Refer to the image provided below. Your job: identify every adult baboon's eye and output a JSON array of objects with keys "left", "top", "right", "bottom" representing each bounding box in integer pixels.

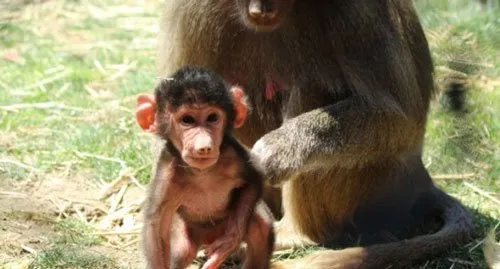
[
  {"left": 181, "top": 115, "right": 196, "bottom": 125},
  {"left": 207, "top": 113, "right": 219, "bottom": 123}
]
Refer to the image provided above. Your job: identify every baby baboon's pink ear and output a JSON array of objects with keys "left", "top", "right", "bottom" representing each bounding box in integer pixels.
[{"left": 136, "top": 94, "right": 157, "bottom": 132}]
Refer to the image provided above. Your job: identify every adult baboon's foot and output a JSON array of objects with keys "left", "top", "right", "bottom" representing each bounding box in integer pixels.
[{"left": 273, "top": 217, "right": 317, "bottom": 251}]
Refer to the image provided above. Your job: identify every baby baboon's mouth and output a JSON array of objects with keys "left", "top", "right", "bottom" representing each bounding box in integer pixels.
[{"left": 185, "top": 156, "right": 219, "bottom": 170}]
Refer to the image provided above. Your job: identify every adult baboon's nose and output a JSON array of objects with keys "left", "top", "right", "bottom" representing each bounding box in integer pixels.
[{"left": 248, "top": 0, "right": 278, "bottom": 20}]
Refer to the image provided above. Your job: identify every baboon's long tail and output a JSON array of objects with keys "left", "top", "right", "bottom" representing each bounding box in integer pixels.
[{"left": 272, "top": 188, "right": 473, "bottom": 269}]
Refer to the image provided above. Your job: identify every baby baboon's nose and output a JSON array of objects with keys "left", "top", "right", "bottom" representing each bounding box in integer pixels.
[{"left": 194, "top": 135, "right": 213, "bottom": 155}]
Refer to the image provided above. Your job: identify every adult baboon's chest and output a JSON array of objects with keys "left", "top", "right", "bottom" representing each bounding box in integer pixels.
[{"left": 213, "top": 28, "right": 346, "bottom": 141}]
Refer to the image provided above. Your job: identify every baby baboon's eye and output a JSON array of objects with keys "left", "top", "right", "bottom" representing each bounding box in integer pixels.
[
  {"left": 181, "top": 115, "right": 196, "bottom": 125},
  {"left": 207, "top": 113, "right": 219, "bottom": 123}
]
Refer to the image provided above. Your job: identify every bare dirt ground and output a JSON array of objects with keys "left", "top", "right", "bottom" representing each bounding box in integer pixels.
[{"left": 0, "top": 176, "right": 145, "bottom": 268}]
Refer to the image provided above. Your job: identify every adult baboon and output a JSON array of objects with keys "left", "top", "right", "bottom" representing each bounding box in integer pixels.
[{"left": 156, "top": 0, "right": 474, "bottom": 268}]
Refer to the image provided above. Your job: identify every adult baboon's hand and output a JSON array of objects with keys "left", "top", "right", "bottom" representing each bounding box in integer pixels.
[{"left": 251, "top": 121, "right": 306, "bottom": 185}]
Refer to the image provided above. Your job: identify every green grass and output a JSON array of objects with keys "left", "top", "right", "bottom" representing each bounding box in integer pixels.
[
  {"left": 416, "top": 0, "right": 499, "bottom": 212},
  {"left": 28, "top": 219, "right": 115, "bottom": 269},
  {"left": 54, "top": 219, "right": 102, "bottom": 246},
  {"left": 0, "top": 0, "right": 498, "bottom": 268},
  {"left": 413, "top": 0, "right": 500, "bottom": 267},
  {"left": 29, "top": 245, "right": 118, "bottom": 269},
  {"left": 0, "top": 0, "right": 157, "bottom": 184}
]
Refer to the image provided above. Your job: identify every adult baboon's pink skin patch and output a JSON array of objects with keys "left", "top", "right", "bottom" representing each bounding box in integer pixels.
[
  {"left": 227, "top": 76, "right": 287, "bottom": 101},
  {"left": 265, "top": 77, "right": 289, "bottom": 100},
  {"left": 265, "top": 80, "right": 279, "bottom": 100}
]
